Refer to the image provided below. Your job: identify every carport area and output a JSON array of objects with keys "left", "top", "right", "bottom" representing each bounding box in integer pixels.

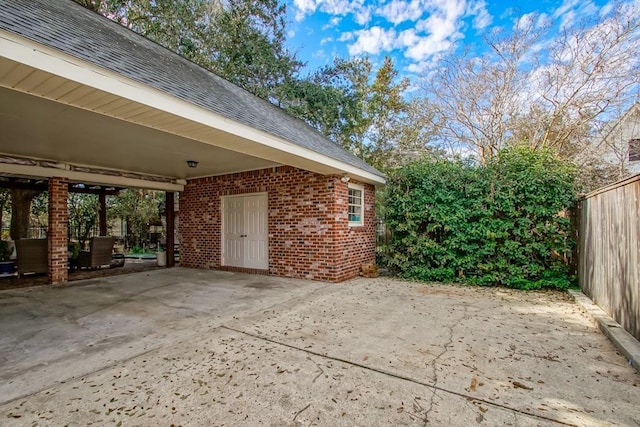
[{"left": 0, "top": 272, "right": 638, "bottom": 426}]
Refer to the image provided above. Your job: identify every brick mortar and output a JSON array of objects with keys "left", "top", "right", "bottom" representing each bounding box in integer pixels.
[
  {"left": 179, "top": 166, "right": 375, "bottom": 282},
  {"left": 48, "top": 177, "right": 68, "bottom": 284}
]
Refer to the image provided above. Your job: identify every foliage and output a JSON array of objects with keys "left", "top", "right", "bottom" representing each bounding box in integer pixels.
[
  {"left": 0, "top": 240, "right": 11, "bottom": 262},
  {"left": 30, "top": 192, "right": 49, "bottom": 237},
  {"left": 281, "top": 56, "right": 438, "bottom": 172},
  {"left": 68, "top": 193, "right": 99, "bottom": 248},
  {"left": 0, "top": 188, "right": 10, "bottom": 239},
  {"left": 425, "top": 4, "right": 640, "bottom": 189},
  {"left": 85, "top": 0, "right": 302, "bottom": 103},
  {"left": 10, "top": 189, "right": 43, "bottom": 239},
  {"left": 108, "top": 189, "right": 160, "bottom": 249},
  {"left": 77, "top": 1, "right": 438, "bottom": 173},
  {"left": 68, "top": 241, "right": 81, "bottom": 260},
  {"left": 213, "top": 0, "right": 303, "bottom": 101},
  {"left": 381, "top": 146, "right": 578, "bottom": 290}
]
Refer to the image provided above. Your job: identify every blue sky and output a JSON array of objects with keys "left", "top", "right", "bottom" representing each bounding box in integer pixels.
[{"left": 284, "top": 0, "right": 614, "bottom": 76}]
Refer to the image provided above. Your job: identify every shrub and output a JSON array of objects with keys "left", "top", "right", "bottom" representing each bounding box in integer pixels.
[{"left": 381, "top": 146, "right": 578, "bottom": 289}]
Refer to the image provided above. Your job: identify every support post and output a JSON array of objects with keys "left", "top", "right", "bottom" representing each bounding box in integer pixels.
[
  {"left": 165, "top": 191, "right": 175, "bottom": 268},
  {"left": 48, "top": 177, "right": 68, "bottom": 284},
  {"left": 98, "top": 192, "right": 107, "bottom": 236}
]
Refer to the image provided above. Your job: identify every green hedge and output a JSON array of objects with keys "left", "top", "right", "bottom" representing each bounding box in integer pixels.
[{"left": 381, "top": 146, "right": 578, "bottom": 289}]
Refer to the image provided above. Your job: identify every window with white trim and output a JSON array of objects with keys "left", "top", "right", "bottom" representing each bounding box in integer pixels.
[{"left": 348, "top": 183, "right": 364, "bottom": 226}]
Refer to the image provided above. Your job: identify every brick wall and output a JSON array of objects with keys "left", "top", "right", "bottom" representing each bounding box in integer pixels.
[
  {"left": 48, "top": 177, "right": 68, "bottom": 284},
  {"left": 333, "top": 180, "right": 377, "bottom": 281},
  {"left": 179, "top": 166, "right": 376, "bottom": 282}
]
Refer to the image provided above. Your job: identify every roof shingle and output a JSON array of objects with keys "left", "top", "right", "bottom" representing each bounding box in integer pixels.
[{"left": 0, "top": 0, "right": 383, "bottom": 179}]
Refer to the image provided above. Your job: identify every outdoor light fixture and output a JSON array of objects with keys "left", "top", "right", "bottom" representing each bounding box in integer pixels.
[
  {"left": 341, "top": 174, "right": 350, "bottom": 183},
  {"left": 187, "top": 160, "right": 199, "bottom": 168}
]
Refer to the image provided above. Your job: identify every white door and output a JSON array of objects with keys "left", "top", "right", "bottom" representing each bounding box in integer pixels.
[
  {"left": 222, "top": 193, "right": 268, "bottom": 269},
  {"left": 222, "top": 197, "right": 244, "bottom": 268}
]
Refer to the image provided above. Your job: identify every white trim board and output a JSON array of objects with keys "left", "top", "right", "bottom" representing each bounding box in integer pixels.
[{"left": 0, "top": 31, "right": 385, "bottom": 186}]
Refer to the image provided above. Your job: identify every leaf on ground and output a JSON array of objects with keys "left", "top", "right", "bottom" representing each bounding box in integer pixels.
[
  {"left": 512, "top": 381, "right": 533, "bottom": 390},
  {"left": 470, "top": 376, "right": 478, "bottom": 392}
]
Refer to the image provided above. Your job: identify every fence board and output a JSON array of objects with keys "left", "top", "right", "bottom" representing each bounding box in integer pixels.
[{"left": 578, "top": 176, "right": 640, "bottom": 340}]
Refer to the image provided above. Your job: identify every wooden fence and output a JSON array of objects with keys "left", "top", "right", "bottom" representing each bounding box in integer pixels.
[{"left": 577, "top": 174, "right": 640, "bottom": 340}]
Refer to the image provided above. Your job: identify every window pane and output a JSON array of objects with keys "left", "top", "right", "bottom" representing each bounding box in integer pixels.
[{"left": 348, "top": 187, "right": 363, "bottom": 224}]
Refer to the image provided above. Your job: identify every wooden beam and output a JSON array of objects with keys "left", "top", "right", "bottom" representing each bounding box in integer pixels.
[
  {"left": 68, "top": 185, "right": 121, "bottom": 196},
  {"left": 0, "top": 177, "right": 47, "bottom": 191},
  {"left": 0, "top": 177, "right": 121, "bottom": 195}
]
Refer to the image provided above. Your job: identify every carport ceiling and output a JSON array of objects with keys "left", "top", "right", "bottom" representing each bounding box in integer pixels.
[{"left": 0, "top": 85, "right": 279, "bottom": 181}]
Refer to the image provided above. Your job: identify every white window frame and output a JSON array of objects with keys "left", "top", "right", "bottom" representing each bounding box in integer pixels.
[{"left": 348, "top": 183, "right": 364, "bottom": 227}]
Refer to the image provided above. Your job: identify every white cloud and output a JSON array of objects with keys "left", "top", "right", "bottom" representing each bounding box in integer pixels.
[
  {"left": 515, "top": 12, "right": 536, "bottom": 31},
  {"left": 405, "top": 36, "right": 454, "bottom": 60},
  {"left": 322, "top": 16, "right": 342, "bottom": 30},
  {"left": 320, "top": 37, "right": 333, "bottom": 45},
  {"left": 338, "top": 32, "right": 354, "bottom": 42},
  {"left": 294, "top": 0, "right": 500, "bottom": 71},
  {"left": 292, "top": 0, "right": 370, "bottom": 23},
  {"left": 348, "top": 26, "right": 398, "bottom": 55},
  {"left": 377, "top": 0, "right": 425, "bottom": 25},
  {"left": 536, "top": 13, "right": 552, "bottom": 29},
  {"left": 406, "top": 51, "right": 448, "bottom": 75},
  {"left": 322, "top": 0, "right": 361, "bottom": 15},
  {"left": 407, "top": 61, "right": 430, "bottom": 74},
  {"left": 355, "top": 4, "right": 373, "bottom": 25},
  {"left": 552, "top": 0, "right": 599, "bottom": 29},
  {"left": 312, "top": 48, "right": 327, "bottom": 59},
  {"left": 293, "top": 0, "right": 320, "bottom": 21},
  {"left": 466, "top": 0, "right": 492, "bottom": 30},
  {"left": 398, "top": 28, "right": 420, "bottom": 47}
]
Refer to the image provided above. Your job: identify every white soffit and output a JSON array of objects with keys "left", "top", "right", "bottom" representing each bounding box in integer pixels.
[{"left": 0, "top": 30, "right": 385, "bottom": 185}]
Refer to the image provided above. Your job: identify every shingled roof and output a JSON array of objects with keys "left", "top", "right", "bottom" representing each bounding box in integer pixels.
[{"left": 0, "top": 0, "right": 384, "bottom": 180}]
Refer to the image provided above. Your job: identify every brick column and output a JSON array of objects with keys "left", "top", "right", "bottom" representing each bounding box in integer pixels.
[{"left": 48, "top": 177, "right": 68, "bottom": 284}]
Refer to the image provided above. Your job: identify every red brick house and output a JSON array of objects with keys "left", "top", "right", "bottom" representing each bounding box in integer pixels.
[{"left": 0, "top": 0, "right": 384, "bottom": 284}]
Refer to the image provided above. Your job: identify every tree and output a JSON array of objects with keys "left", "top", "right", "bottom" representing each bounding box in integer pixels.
[
  {"left": 427, "top": 19, "right": 538, "bottom": 161},
  {"left": 382, "top": 146, "right": 578, "bottom": 289},
  {"left": 68, "top": 193, "right": 99, "bottom": 248},
  {"left": 213, "top": 0, "right": 303, "bottom": 101},
  {"left": 80, "top": 0, "right": 302, "bottom": 102},
  {"left": 283, "top": 56, "right": 436, "bottom": 172},
  {"left": 425, "top": 3, "right": 640, "bottom": 187},
  {"left": 30, "top": 192, "right": 49, "bottom": 238},
  {"left": 280, "top": 57, "right": 371, "bottom": 150},
  {"left": 108, "top": 189, "right": 160, "bottom": 249},
  {"left": 10, "top": 189, "right": 42, "bottom": 240}
]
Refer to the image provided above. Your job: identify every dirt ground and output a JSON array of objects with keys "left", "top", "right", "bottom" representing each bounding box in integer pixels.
[{"left": 0, "top": 270, "right": 638, "bottom": 426}]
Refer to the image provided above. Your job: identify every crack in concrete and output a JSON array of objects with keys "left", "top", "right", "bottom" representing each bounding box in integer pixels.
[
  {"left": 423, "top": 308, "right": 457, "bottom": 426},
  {"left": 221, "top": 323, "right": 578, "bottom": 427}
]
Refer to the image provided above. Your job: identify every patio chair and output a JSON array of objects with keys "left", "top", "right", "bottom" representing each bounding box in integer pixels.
[
  {"left": 77, "top": 236, "right": 116, "bottom": 269},
  {"left": 15, "top": 238, "right": 48, "bottom": 276}
]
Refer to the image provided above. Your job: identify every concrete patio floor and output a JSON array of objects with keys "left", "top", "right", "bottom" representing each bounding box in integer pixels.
[{"left": 0, "top": 269, "right": 638, "bottom": 426}]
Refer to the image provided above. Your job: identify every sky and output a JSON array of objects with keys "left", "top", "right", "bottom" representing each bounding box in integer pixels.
[{"left": 284, "top": 0, "right": 615, "bottom": 77}]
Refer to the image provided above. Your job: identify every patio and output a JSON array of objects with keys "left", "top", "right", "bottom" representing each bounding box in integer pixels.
[
  {"left": 0, "top": 270, "right": 637, "bottom": 426},
  {"left": 0, "top": 258, "right": 160, "bottom": 291}
]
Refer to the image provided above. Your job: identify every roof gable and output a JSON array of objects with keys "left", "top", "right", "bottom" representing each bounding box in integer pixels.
[{"left": 0, "top": 0, "right": 383, "bottom": 180}]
